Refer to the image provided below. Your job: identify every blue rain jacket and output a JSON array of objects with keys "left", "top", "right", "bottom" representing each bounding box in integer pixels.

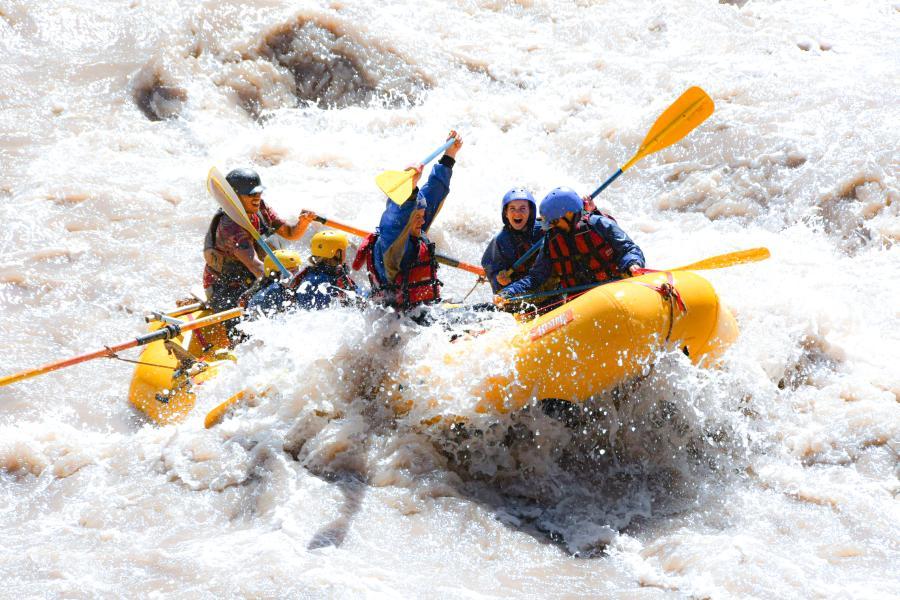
[
  {"left": 246, "top": 265, "right": 360, "bottom": 313},
  {"left": 481, "top": 224, "right": 544, "bottom": 293},
  {"left": 291, "top": 265, "right": 360, "bottom": 310},
  {"left": 372, "top": 157, "right": 454, "bottom": 285}
]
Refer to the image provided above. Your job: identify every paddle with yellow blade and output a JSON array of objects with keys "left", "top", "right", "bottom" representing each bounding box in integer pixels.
[
  {"left": 502, "top": 247, "right": 770, "bottom": 303},
  {"left": 205, "top": 389, "right": 249, "bottom": 428},
  {"left": 504, "top": 86, "right": 716, "bottom": 276},
  {"left": 376, "top": 134, "right": 458, "bottom": 205},
  {"left": 206, "top": 167, "right": 292, "bottom": 279},
  {"left": 635, "top": 247, "right": 770, "bottom": 274},
  {"left": 0, "top": 308, "right": 243, "bottom": 388}
]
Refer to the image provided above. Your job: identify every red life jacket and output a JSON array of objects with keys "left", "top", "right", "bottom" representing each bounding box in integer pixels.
[
  {"left": 354, "top": 233, "right": 442, "bottom": 309},
  {"left": 546, "top": 215, "right": 622, "bottom": 289}
]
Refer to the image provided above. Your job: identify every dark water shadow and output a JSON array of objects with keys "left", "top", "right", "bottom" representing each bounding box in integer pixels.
[
  {"left": 306, "top": 471, "right": 367, "bottom": 550},
  {"left": 426, "top": 382, "right": 736, "bottom": 557}
]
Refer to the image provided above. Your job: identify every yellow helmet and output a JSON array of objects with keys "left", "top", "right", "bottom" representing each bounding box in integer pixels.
[
  {"left": 310, "top": 230, "right": 349, "bottom": 260},
  {"left": 263, "top": 249, "right": 302, "bottom": 275}
]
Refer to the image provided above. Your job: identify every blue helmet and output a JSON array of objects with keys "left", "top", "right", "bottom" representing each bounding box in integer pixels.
[
  {"left": 539, "top": 187, "right": 582, "bottom": 229},
  {"left": 501, "top": 187, "right": 536, "bottom": 229}
]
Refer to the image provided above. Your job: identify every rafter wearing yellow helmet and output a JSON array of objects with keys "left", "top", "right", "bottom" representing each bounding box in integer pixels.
[
  {"left": 310, "top": 230, "right": 349, "bottom": 262},
  {"left": 263, "top": 249, "right": 302, "bottom": 277},
  {"left": 246, "top": 229, "right": 360, "bottom": 315}
]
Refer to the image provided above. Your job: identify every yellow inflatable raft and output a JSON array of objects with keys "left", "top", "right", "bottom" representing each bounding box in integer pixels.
[
  {"left": 129, "top": 270, "right": 736, "bottom": 425},
  {"left": 440, "top": 269, "right": 737, "bottom": 414},
  {"left": 127, "top": 308, "right": 232, "bottom": 424}
]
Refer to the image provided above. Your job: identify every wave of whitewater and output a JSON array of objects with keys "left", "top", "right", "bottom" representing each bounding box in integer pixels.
[{"left": 1, "top": 1, "right": 898, "bottom": 597}]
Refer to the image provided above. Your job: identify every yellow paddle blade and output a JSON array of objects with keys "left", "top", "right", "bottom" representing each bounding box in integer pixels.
[
  {"left": 622, "top": 86, "right": 714, "bottom": 171},
  {"left": 206, "top": 168, "right": 261, "bottom": 241},
  {"left": 375, "top": 169, "right": 416, "bottom": 205},
  {"left": 671, "top": 247, "right": 770, "bottom": 271},
  {"left": 204, "top": 389, "right": 249, "bottom": 428}
]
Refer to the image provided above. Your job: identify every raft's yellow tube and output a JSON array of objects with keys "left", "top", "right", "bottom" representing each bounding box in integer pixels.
[
  {"left": 459, "top": 270, "right": 737, "bottom": 413},
  {"left": 127, "top": 310, "right": 230, "bottom": 425}
]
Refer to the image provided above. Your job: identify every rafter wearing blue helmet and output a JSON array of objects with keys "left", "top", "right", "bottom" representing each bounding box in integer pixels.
[
  {"left": 496, "top": 187, "right": 645, "bottom": 302},
  {"left": 480, "top": 187, "right": 544, "bottom": 296}
]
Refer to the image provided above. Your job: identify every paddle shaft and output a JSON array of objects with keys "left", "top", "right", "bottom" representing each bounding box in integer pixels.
[
  {"left": 255, "top": 236, "right": 292, "bottom": 280},
  {"left": 0, "top": 308, "right": 242, "bottom": 388},
  {"left": 312, "top": 215, "right": 486, "bottom": 277},
  {"left": 144, "top": 302, "right": 204, "bottom": 323},
  {"left": 421, "top": 138, "right": 455, "bottom": 166},
  {"left": 506, "top": 281, "right": 602, "bottom": 303},
  {"left": 589, "top": 168, "right": 623, "bottom": 199}
]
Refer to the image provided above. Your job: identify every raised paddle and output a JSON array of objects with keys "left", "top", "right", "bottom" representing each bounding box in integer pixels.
[
  {"left": 376, "top": 136, "right": 457, "bottom": 205},
  {"left": 0, "top": 308, "right": 243, "bottom": 388},
  {"left": 305, "top": 212, "right": 487, "bottom": 277},
  {"left": 502, "top": 247, "right": 769, "bottom": 303},
  {"left": 207, "top": 167, "right": 292, "bottom": 279},
  {"left": 504, "top": 86, "right": 716, "bottom": 276},
  {"left": 589, "top": 86, "right": 714, "bottom": 198}
]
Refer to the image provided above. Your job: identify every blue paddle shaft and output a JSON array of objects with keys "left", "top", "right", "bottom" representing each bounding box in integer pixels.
[
  {"left": 589, "top": 168, "right": 623, "bottom": 199},
  {"left": 510, "top": 238, "right": 544, "bottom": 272},
  {"left": 420, "top": 138, "right": 455, "bottom": 166}
]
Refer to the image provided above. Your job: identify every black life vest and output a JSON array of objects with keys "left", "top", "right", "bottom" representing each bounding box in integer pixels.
[
  {"left": 546, "top": 214, "right": 622, "bottom": 289},
  {"left": 203, "top": 209, "right": 275, "bottom": 287},
  {"left": 353, "top": 233, "right": 441, "bottom": 309}
]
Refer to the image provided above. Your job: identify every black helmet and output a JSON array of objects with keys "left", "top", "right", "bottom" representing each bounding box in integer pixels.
[{"left": 225, "top": 168, "right": 265, "bottom": 196}]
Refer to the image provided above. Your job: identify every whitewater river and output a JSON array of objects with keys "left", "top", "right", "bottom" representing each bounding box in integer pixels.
[{"left": 1, "top": 0, "right": 898, "bottom": 597}]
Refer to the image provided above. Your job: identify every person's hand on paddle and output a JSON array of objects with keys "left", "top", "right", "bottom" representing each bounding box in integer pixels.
[
  {"left": 298, "top": 209, "right": 317, "bottom": 231},
  {"left": 496, "top": 269, "right": 512, "bottom": 287},
  {"left": 582, "top": 194, "right": 596, "bottom": 213},
  {"left": 493, "top": 294, "right": 509, "bottom": 308},
  {"left": 444, "top": 130, "right": 463, "bottom": 159},
  {"left": 627, "top": 264, "right": 642, "bottom": 277},
  {"left": 406, "top": 163, "right": 424, "bottom": 188}
]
